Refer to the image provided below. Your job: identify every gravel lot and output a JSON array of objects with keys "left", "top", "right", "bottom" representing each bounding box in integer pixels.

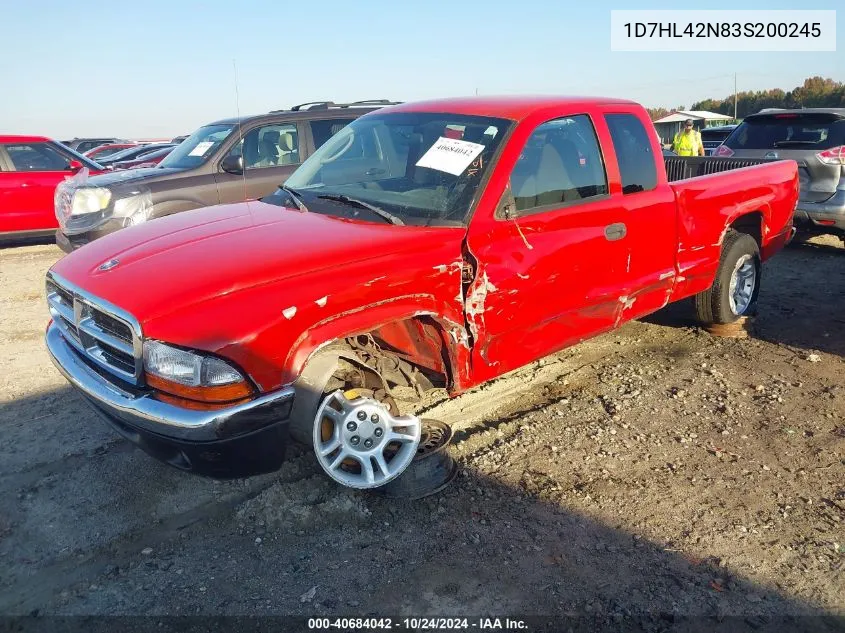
[{"left": 1, "top": 237, "right": 843, "bottom": 630}]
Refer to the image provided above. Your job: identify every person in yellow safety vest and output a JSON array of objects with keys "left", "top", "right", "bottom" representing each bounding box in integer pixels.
[{"left": 672, "top": 119, "right": 705, "bottom": 156}]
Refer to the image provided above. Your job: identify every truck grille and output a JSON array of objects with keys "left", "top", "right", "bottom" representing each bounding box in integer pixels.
[{"left": 46, "top": 274, "right": 143, "bottom": 385}]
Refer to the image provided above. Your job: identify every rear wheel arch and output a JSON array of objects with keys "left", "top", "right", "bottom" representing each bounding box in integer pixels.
[{"left": 727, "top": 209, "right": 765, "bottom": 248}]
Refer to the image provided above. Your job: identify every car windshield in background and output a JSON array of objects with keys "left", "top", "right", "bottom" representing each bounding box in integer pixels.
[
  {"left": 98, "top": 145, "right": 155, "bottom": 163},
  {"left": 725, "top": 114, "right": 845, "bottom": 150},
  {"left": 158, "top": 124, "right": 235, "bottom": 169},
  {"left": 269, "top": 112, "right": 512, "bottom": 227}
]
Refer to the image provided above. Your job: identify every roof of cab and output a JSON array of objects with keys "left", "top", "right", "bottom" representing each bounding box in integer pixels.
[
  {"left": 0, "top": 135, "right": 51, "bottom": 143},
  {"left": 377, "top": 95, "right": 640, "bottom": 120}
]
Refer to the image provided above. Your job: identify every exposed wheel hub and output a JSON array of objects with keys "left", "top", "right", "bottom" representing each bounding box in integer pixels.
[{"left": 313, "top": 390, "right": 421, "bottom": 489}]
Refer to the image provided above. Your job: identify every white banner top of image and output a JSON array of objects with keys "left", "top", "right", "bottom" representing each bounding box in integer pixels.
[{"left": 610, "top": 10, "right": 837, "bottom": 52}]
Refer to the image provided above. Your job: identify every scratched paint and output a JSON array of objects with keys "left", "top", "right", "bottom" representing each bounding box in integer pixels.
[
  {"left": 315, "top": 296, "right": 328, "bottom": 307},
  {"left": 282, "top": 306, "right": 297, "bottom": 319},
  {"left": 465, "top": 272, "right": 497, "bottom": 317},
  {"left": 464, "top": 270, "right": 498, "bottom": 339}
]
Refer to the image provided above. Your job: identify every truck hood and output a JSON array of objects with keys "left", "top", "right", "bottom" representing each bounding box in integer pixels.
[
  {"left": 79, "top": 166, "right": 184, "bottom": 187},
  {"left": 50, "top": 200, "right": 463, "bottom": 324}
]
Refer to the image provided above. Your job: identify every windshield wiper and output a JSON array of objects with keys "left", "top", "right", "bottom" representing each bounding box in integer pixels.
[
  {"left": 280, "top": 185, "right": 308, "bottom": 211},
  {"left": 316, "top": 194, "right": 405, "bottom": 226}
]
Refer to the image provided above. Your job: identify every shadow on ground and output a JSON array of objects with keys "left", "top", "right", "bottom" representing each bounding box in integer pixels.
[
  {"left": 0, "top": 235, "right": 58, "bottom": 250},
  {"left": 0, "top": 385, "right": 842, "bottom": 632}
]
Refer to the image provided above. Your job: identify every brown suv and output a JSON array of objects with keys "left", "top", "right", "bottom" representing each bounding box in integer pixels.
[{"left": 55, "top": 100, "right": 399, "bottom": 252}]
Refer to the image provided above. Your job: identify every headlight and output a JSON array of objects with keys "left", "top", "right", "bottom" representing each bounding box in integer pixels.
[
  {"left": 112, "top": 190, "right": 154, "bottom": 226},
  {"left": 70, "top": 187, "right": 112, "bottom": 216},
  {"left": 143, "top": 340, "right": 254, "bottom": 405}
]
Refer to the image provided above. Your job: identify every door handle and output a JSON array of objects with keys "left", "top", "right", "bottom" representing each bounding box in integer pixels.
[{"left": 604, "top": 222, "right": 627, "bottom": 241}]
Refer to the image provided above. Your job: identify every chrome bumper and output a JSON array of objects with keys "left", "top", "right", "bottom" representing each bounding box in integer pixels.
[{"left": 45, "top": 321, "right": 294, "bottom": 442}]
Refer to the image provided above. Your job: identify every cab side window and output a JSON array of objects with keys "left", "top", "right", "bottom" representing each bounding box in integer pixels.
[
  {"left": 310, "top": 118, "right": 356, "bottom": 150},
  {"left": 604, "top": 113, "right": 658, "bottom": 194},
  {"left": 510, "top": 115, "right": 608, "bottom": 214},
  {"left": 229, "top": 124, "right": 300, "bottom": 170},
  {"left": 4, "top": 143, "right": 72, "bottom": 171}
]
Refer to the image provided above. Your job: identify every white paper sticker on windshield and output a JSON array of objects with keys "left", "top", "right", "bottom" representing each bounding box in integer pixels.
[
  {"left": 415, "top": 137, "right": 485, "bottom": 176},
  {"left": 188, "top": 141, "right": 214, "bottom": 157}
]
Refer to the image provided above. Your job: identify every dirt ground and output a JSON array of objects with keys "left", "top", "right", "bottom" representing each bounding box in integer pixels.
[{"left": 0, "top": 237, "right": 843, "bottom": 631}]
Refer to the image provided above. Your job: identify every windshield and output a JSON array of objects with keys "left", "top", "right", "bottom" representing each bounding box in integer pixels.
[
  {"left": 725, "top": 114, "right": 845, "bottom": 150},
  {"left": 268, "top": 112, "right": 512, "bottom": 226},
  {"left": 158, "top": 124, "right": 235, "bottom": 169}
]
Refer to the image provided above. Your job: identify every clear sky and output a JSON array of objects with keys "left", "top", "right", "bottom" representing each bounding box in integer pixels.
[{"left": 2, "top": 0, "right": 842, "bottom": 139}]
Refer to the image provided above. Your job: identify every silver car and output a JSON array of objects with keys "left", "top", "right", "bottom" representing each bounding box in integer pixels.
[{"left": 715, "top": 108, "right": 845, "bottom": 241}]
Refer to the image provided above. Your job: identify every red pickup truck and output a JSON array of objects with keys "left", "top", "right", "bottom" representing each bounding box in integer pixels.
[{"left": 43, "top": 96, "right": 798, "bottom": 487}]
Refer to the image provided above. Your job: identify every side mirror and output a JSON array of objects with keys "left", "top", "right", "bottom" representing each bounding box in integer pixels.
[
  {"left": 68, "top": 159, "right": 83, "bottom": 172},
  {"left": 220, "top": 155, "right": 244, "bottom": 175}
]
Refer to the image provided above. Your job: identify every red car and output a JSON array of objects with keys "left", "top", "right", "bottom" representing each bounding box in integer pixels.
[
  {"left": 83, "top": 143, "right": 138, "bottom": 161},
  {"left": 43, "top": 96, "right": 798, "bottom": 483},
  {"left": 0, "top": 135, "right": 103, "bottom": 241}
]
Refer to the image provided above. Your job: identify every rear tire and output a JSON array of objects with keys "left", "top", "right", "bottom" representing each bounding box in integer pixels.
[{"left": 695, "top": 230, "right": 761, "bottom": 325}]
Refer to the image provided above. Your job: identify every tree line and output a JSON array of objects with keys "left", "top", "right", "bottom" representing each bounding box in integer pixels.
[{"left": 647, "top": 76, "right": 845, "bottom": 121}]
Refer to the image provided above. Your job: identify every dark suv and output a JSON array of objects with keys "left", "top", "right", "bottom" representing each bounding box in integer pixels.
[
  {"left": 715, "top": 109, "right": 845, "bottom": 241},
  {"left": 55, "top": 100, "right": 400, "bottom": 252},
  {"left": 699, "top": 124, "right": 737, "bottom": 156}
]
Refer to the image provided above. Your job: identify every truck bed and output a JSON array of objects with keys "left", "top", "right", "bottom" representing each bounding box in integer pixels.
[
  {"left": 664, "top": 155, "right": 780, "bottom": 182},
  {"left": 665, "top": 156, "right": 799, "bottom": 303}
]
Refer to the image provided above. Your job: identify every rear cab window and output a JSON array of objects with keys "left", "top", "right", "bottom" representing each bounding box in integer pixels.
[
  {"left": 604, "top": 113, "right": 658, "bottom": 194},
  {"left": 310, "top": 119, "right": 356, "bottom": 150},
  {"left": 725, "top": 113, "right": 845, "bottom": 151}
]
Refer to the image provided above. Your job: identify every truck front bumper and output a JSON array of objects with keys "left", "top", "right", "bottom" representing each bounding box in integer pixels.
[
  {"left": 45, "top": 322, "right": 295, "bottom": 478},
  {"left": 55, "top": 218, "right": 124, "bottom": 253},
  {"left": 794, "top": 188, "right": 845, "bottom": 233}
]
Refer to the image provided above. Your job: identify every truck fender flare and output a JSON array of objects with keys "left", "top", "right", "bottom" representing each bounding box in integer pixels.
[
  {"left": 282, "top": 297, "right": 468, "bottom": 440},
  {"left": 283, "top": 294, "right": 465, "bottom": 382},
  {"left": 724, "top": 205, "right": 770, "bottom": 243}
]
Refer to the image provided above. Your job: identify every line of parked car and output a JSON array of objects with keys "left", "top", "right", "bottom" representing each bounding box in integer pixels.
[
  {"left": 0, "top": 134, "right": 187, "bottom": 241},
  {"left": 1, "top": 102, "right": 843, "bottom": 251}
]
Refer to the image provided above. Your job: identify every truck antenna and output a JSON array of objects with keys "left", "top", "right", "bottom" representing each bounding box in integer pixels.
[{"left": 233, "top": 59, "right": 248, "bottom": 204}]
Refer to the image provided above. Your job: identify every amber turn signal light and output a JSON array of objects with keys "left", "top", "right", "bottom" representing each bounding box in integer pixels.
[{"left": 145, "top": 372, "right": 254, "bottom": 405}]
